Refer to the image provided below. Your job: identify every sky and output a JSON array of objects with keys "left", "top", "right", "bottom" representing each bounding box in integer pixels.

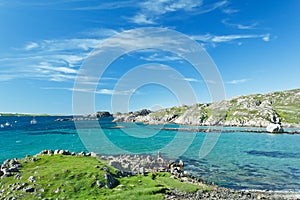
[{"left": 0, "top": 0, "right": 299, "bottom": 114}]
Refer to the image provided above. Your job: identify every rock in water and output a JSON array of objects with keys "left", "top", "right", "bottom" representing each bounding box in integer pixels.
[{"left": 266, "top": 123, "right": 283, "bottom": 133}]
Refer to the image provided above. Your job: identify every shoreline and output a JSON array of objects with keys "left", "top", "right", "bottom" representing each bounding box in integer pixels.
[
  {"left": 1, "top": 150, "right": 299, "bottom": 199},
  {"left": 159, "top": 127, "right": 300, "bottom": 134}
]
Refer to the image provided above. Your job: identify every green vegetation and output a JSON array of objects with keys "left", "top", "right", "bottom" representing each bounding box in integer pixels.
[
  {"left": 273, "top": 104, "right": 300, "bottom": 124},
  {"left": 0, "top": 155, "right": 210, "bottom": 200}
]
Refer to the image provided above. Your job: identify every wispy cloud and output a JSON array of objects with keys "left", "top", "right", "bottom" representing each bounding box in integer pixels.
[
  {"left": 35, "top": 62, "right": 78, "bottom": 74},
  {"left": 222, "top": 19, "right": 258, "bottom": 30},
  {"left": 222, "top": 8, "right": 239, "bottom": 14},
  {"left": 143, "top": 64, "right": 172, "bottom": 71},
  {"left": 24, "top": 42, "right": 39, "bottom": 50},
  {"left": 130, "top": 14, "right": 156, "bottom": 25},
  {"left": 226, "top": 79, "right": 249, "bottom": 85},
  {"left": 183, "top": 78, "right": 200, "bottom": 82},
  {"left": 130, "top": 0, "right": 227, "bottom": 24},
  {"left": 71, "top": 0, "right": 138, "bottom": 11},
  {"left": 96, "top": 89, "right": 136, "bottom": 95},
  {"left": 0, "top": 38, "right": 104, "bottom": 82},
  {"left": 192, "top": 33, "right": 271, "bottom": 44},
  {"left": 0, "top": 26, "right": 271, "bottom": 84},
  {"left": 41, "top": 86, "right": 136, "bottom": 95},
  {"left": 80, "top": 28, "right": 120, "bottom": 38},
  {"left": 211, "top": 34, "right": 269, "bottom": 43},
  {"left": 140, "top": 53, "right": 182, "bottom": 61}
]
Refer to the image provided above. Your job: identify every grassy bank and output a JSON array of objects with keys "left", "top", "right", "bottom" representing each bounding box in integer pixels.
[{"left": 0, "top": 154, "right": 210, "bottom": 200}]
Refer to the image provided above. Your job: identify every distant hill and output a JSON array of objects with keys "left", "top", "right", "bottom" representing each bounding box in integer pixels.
[{"left": 113, "top": 88, "right": 300, "bottom": 128}]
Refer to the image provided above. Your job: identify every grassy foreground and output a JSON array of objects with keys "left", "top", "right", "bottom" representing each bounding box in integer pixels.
[{"left": 0, "top": 155, "right": 210, "bottom": 200}]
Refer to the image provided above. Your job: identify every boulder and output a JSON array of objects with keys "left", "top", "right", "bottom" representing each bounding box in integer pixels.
[
  {"left": 96, "top": 180, "right": 105, "bottom": 188},
  {"left": 266, "top": 123, "right": 283, "bottom": 133},
  {"left": 23, "top": 187, "right": 35, "bottom": 193},
  {"left": 104, "top": 173, "right": 118, "bottom": 189},
  {"left": 28, "top": 176, "right": 36, "bottom": 183}
]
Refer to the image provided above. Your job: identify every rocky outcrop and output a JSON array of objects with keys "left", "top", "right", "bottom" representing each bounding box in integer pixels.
[
  {"left": 113, "top": 109, "right": 152, "bottom": 122},
  {"left": 113, "top": 88, "right": 300, "bottom": 128},
  {"left": 0, "top": 158, "right": 21, "bottom": 177},
  {"left": 266, "top": 123, "right": 283, "bottom": 133},
  {"left": 56, "top": 111, "right": 113, "bottom": 122}
]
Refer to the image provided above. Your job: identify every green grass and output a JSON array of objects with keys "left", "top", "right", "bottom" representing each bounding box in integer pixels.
[
  {"left": 0, "top": 155, "right": 211, "bottom": 200},
  {"left": 273, "top": 103, "right": 300, "bottom": 124}
]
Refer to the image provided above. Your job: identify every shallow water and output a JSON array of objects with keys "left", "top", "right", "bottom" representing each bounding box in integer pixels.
[{"left": 0, "top": 116, "right": 299, "bottom": 192}]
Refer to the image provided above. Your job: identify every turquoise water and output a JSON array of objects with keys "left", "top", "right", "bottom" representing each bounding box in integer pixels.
[{"left": 0, "top": 116, "right": 299, "bottom": 192}]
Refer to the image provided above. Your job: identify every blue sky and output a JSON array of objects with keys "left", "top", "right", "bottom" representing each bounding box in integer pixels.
[{"left": 0, "top": 0, "right": 299, "bottom": 114}]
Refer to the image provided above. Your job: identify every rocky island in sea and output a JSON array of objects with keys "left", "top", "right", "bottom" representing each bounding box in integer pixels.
[
  {"left": 111, "top": 88, "right": 300, "bottom": 131},
  {"left": 54, "top": 88, "right": 300, "bottom": 134}
]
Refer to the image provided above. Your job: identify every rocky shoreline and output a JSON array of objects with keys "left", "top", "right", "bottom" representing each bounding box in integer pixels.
[
  {"left": 111, "top": 88, "right": 300, "bottom": 130},
  {"left": 159, "top": 127, "right": 300, "bottom": 134},
  {"left": 1, "top": 150, "right": 299, "bottom": 200}
]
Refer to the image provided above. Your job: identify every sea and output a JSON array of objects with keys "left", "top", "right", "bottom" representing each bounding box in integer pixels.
[{"left": 0, "top": 116, "right": 300, "bottom": 193}]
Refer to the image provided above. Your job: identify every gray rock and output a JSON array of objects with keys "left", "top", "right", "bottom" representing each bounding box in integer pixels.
[
  {"left": 103, "top": 167, "right": 110, "bottom": 173},
  {"left": 266, "top": 123, "right": 283, "bottom": 133},
  {"left": 14, "top": 173, "right": 22, "bottom": 180},
  {"left": 54, "top": 149, "right": 60, "bottom": 155},
  {"left": 23, "top": 187, "right": 35, "bottom": 193},
  {"left": 90, "top": 152, "right": 98, "bottom": 157},
  {"left": 54, "top": 187, "right": 60, "bottom": 193},
  {"left": 104, "top": 173, "right": 118, "bottom": 189},
  {"left": 96, "top": 180, "right": 105, "bottom": 188},
  {"left": 139, "top": 167, "right": 145, "bottom": 175},
  {"left": 28, "top": 175, "right": 36, "bottom": 183},
  {"left": 86, "top": 152, "right": 91, "bottom": 156},
  {"left": 58, "top": 150, "right": 71, "bottom": 155},
  {"left": 7, "top": 166, "right": 20, "bottom": 173}
]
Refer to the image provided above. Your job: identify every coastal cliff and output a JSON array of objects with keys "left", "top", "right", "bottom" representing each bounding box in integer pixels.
[{"left": 113, "top": 88, "right": 300, "bottom": 128}]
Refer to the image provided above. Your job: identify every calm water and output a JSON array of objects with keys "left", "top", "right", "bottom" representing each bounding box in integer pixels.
[{"left": 0, "top": 116, "right": 299, "bottom": 192}]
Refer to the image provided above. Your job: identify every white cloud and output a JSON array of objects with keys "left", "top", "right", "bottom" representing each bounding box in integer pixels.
[
  {"left": 96, "top": 88, "right": 136, "bottom": 95},
  {"left": 24, "top": 42, "right": 39, "bottom": 50},
  {"left": 130, "top": 14, "right": 156, "bottom": 25},
  {"left": 0, "top": 37, "right": 105, "bottom": 82},
  {"left": 81, "top": 28, "right": 120, "bottom": 38},
  {"left": 226, "top": 79, "right": 249, "bottom": 85},
  {"left": 192, "top": 33, "right": 271, "bottom": 44},
  {"left": 40, "top": 38, "right": 101, "bottom": 51},
  {"left": 222, "top": 19, "right": 258, "bottom": 30},
  {"left": 140, "top": 0, "right": 203, "bottom": 15},
  {"left": 184, "top": 78, "right": 199, "bottom": 82},
  {"left": 129, "top": 0, "right": 227, "bottom": 24},
  {"left": 140, "top": 53, "right": 182, "bottom": 61},
  {"left": 41, "top": 86, "right": 136, "bottom": 96},
  {"left": 262, "top": 34, "right": 270, "bottom": 42},
  {"left": 48, "top": 74, "right": 77, "bottom": 82},
  {"left": 71, "top": 1, "right": 138, "bottom": 10},
  {"left": 36, "top": 62, "right": 78, "bottom": 74},
  {"left": 222, "top": 8, "right": 239, "bottom": 14},
  {"left": 143, "top": 64, "right": 172, "bottom": 71},
  {"left": 41, "top": 87, "right": 94, "bottom": 93}
]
